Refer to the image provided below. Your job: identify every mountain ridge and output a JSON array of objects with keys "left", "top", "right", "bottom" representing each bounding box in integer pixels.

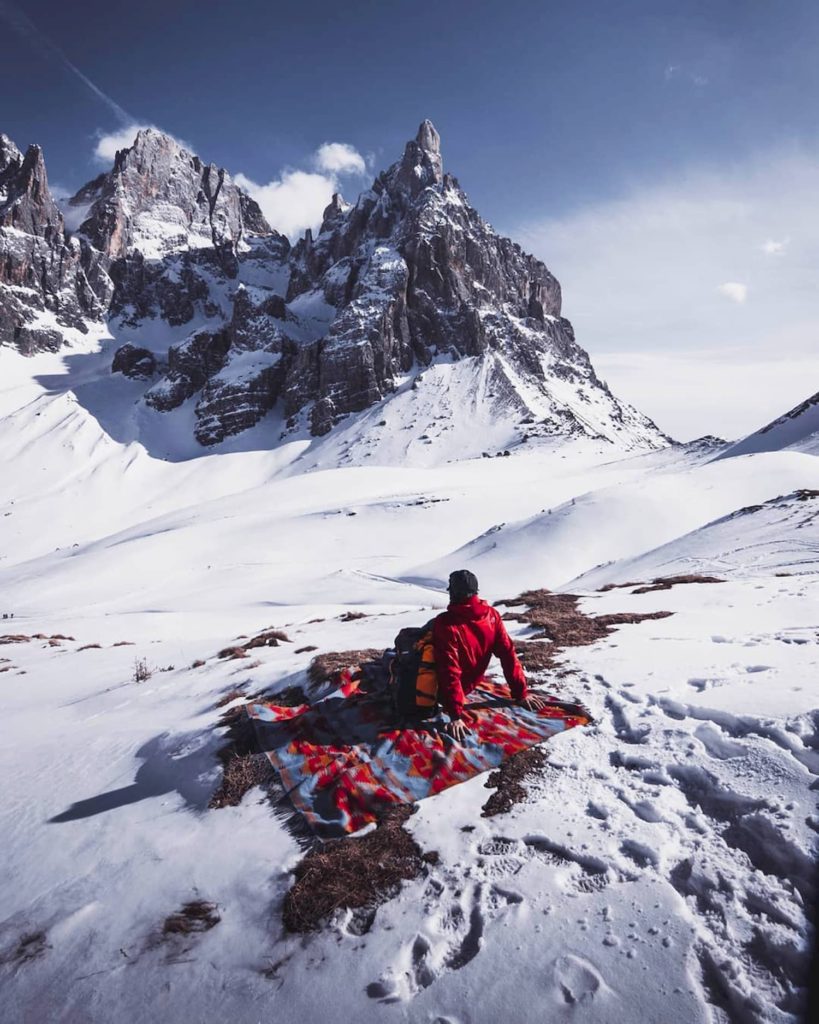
[{"left": 0, "top": 121, "right": 669, "bottom": 456}]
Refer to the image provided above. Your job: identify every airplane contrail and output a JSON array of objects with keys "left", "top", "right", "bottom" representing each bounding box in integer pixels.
[{"left": 0, "top": 0, "right": 133, "bottom": 125}]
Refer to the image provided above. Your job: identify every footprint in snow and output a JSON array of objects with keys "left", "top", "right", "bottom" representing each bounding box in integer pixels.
[{"left": 552, "top": 953, "right": 607, "bottom": 1005}]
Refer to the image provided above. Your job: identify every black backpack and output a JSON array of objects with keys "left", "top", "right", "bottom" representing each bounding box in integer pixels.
[{"left": 390, "top": 620, "right": 438, "bottom": 718}]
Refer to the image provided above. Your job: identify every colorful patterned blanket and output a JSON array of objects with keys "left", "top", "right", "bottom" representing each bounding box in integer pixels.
[{"left": 247, "top": 668, "right": 590, "bottom": 838}]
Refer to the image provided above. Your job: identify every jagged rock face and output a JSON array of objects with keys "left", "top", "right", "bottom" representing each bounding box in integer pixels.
[
  {"left": 75, "top": 128, "right": 271, "bottom": 260},
  {"left": 0, "top": 134, "right": 112, "bottom": 353},
  {"left": 111, "top": 343, "right": 156, "bottom": 379},
  {"left": 66, "top": 129, "right": 288, "bottom": 330}
]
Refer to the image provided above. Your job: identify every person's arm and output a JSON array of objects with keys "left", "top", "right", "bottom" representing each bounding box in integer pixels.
[
  {"left": 432, "top": 618, "right": 467, "bottom": 721},
  {"left": 491, "top": 611, "right": 528, "bottom": 700}
]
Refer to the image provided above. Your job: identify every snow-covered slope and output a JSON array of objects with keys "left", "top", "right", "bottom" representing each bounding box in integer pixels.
[
  {"left": 1, "top": 329, "right": 817, "bottom": 1023},
  {"left": 571, "top": 488, "right": 819, "bottom": 590},
  {"left": 719, "top": 390, "right": 819, "bottom": 459},
  {"left": 405, "top": 449, "right": 819, "bottom": 594}
]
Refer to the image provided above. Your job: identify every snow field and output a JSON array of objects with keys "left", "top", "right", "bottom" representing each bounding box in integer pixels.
[{"left": 0, "top": 342, "right": 817, "bottom": 1023}]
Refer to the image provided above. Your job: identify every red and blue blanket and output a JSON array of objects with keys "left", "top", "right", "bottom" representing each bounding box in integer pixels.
[{"left": 247, "top": 668, "right": 590, "bottom": 838}]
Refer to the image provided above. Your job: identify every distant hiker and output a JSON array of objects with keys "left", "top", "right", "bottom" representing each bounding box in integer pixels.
[{"left": 434, "top": 570, "right": 550, "bottom": 741}]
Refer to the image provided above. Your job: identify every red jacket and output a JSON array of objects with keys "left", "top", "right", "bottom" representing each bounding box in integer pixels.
[{"left": 432, "top": 595, "right": 528, "bottom": 720}]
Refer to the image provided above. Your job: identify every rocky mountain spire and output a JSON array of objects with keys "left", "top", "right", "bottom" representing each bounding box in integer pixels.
[
  {"left": 75, "top": 127, "right": 272, "bottom": 261},
  {"left": 0, "top": 134, "right": 111, "bottom": 352},
  {"left": 0, "top": 135, "right": 63, "bottom": 238}
]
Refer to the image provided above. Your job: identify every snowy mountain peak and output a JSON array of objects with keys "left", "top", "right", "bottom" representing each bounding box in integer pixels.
[
  {"left": 0, "top": 121, "right": 669, "bottom": 457},
  {"left": 718, "top": 389, "right": 819, "bottom": 459},
  {"left": 72, "top": 127, "right": 272, "bottom": 261},
  {"left": 401, "top": 118, "right": 444, "bottom": 189}
]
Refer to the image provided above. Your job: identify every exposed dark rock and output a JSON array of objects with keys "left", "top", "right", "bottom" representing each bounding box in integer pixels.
[
  {"left": 0, "top": 134, "right": 112, "bottom": 353},
  {"left": 144, "top": 328, "right": 231, "bottom": 411},
  {"left": 111, "top": 343, "right": 156, "bottom": 379}
]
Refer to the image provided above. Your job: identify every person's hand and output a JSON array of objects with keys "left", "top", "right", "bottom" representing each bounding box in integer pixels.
[
  {"left": 445, "top": 716, "right": 472, "bottom": 742},
  {"left": 519, "top": 693, "right": 550, "bottom": 712}
]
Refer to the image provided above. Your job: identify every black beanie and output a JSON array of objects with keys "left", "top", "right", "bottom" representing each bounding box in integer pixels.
[{"left": 448, "top": 569, "right": 479, "bottom": 602}]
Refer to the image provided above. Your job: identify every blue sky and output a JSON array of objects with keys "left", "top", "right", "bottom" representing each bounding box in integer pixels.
[{"left": 2, "top": 0, "right": 818, "bottom": 437}]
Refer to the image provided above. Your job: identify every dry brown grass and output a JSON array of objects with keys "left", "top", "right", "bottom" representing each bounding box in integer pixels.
[
  {"left": 282, "top": 806, "right": 432, "bottom": 933},
  {"left": 598, "top": 574, "right": 724, "bottom": 594},
  {"left": 295, "top": 645, "right": 318, "bottom": 654},
  {"left": 162, "top": 900, "right": 220, "bottom": 936},
  {"left": 307, "top": 649, "right": 382, "bottom": 687},
  {"left": 209, "top": 751, "right": 275, "bottom": 808},
  {"left": 191, "top": 659, "right": 206, "bottom": 668},
  {"left": 77, "top": 643, "right": 102, "bottom": 651},
  {"left": 0, "top": 930, "right": 49, "bottom": 966},
  {"left": 0, "top": 635, "right": 32, "bottom": 645},
  {"left": 218, "top": 628, "right": 291, "bottom": 660},
  {"left": 339, "top": 611, "right": 367, "bottom": 622},
  {"left": 482, "top": 747, "right": 550, "bottom": 816},
  {"left": 112, "top": 641, "right": 134, "bottom": 647},
  {"left": 499, "top": 589, "right": 673, "bottom": 653},
  {"left": 133, "top": 657, "right": 151, "bottom": 683},
  {"left": 214, "top": 687, "right": 248, "bottom": 709}
]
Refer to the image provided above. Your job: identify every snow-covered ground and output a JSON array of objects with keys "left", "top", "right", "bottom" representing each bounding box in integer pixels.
[{"left": 0, "top": 343, "right": 817, "bottom": 1023}]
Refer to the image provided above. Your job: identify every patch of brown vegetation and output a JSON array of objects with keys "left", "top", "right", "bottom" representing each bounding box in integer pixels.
[
  {"left": 598, "top": 574, "right": 724, "bottom": 594},
  {"left": 0, "top": 635, "right": 31, "bottom": 645},
  {"left": 191, "top": 659, "right": 206, "bottom": 668},
  {"left": 133, "top": 657, "right": 151, "bottom": 683},
  {"left": 514, "top": 641, "right": 557, "bottom": 674},
  {"left": 499, "top": 589, "right": 673, "bottom": 652},
  {"left": 162, "top": 900, "right": 220, "bottom": 936},
  {"left": 482, "top": 746, "right": 550, "bottom": 817},
  {"left": 0, "top": 930, "right": 50, "bottom": 966},
  {"left": 211, "top": 688, "right": 309, "bottom": 806},
  {"left": 282, "top": 806, "right": 429, "bottom": 933},
  {"left": 209, "top": 751, "right": 275, "bottom": 808},
  {"left": 77, "top": 643, "right": 102, "bottom": 651},
  {"left": 796, "top": 489, "right": 819, "bottom": 501},
  {"left": 217, "top": 628, "right": 291, "bottom": 660},
  {"left": 112, "top": 641, "right": 134, "bottom": 647},
  {"left": 214, "top": 687, "right": 248, "bottom": 709},
  {"left": 307, "top": 649, "right": 382, "bottom": 687},
  {"left": 0, "top": 666, "right": 12, "bottom": 674},
  {"left": 49, "top": 634, "right": 74, "bottom": 641},
  {"left": 295, "top": 645, "right": 318, "bottom": 654},
  {"left": 339, "top": 611, "right": 367, "bottom": 622}
]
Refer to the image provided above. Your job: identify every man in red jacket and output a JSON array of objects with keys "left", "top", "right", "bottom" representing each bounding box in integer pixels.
[{"left": 433, "top": 569, "right": 550, "bottom": 741}]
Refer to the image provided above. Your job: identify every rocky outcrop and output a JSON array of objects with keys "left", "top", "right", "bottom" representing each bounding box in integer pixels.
[
  {"left": 111, "top": 343, "right": 156, "bottom": 379},
  {"left": 144, "top": 328, "right": 231, "bottom": 411},
  {"left": 0, "top": 134, "right": 111, "bottom": 353},
  {"left": 75, "top": 128, "right": 271, "bottom": 261},
  {"left": 65, "top": 129, "right": 288, "bottom": 331}
]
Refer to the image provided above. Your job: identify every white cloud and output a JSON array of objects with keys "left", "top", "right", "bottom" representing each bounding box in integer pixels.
[
  {"left": 93, "top": 124, "right": 150, "bottom": 162},
  {"left": 761, "top": 238, "right": 788, "bottom": 255},
  {"left": 235, "top": 169, "right": 340, "bottom": 240},
  {"left": 314, "top": 142, "right": 367, "bottom": 177},
  {"left": 514, "top": 146, "right": 819, "bottom": 439},
  {"left": 92, "top": 123, "right": 189, "bottom": 164},
  {"left": 237, "top": 141, "right": 368, "bottom": 240},
  {"left": 717, "top": 281, "right": 748, "bottom": 304}
]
